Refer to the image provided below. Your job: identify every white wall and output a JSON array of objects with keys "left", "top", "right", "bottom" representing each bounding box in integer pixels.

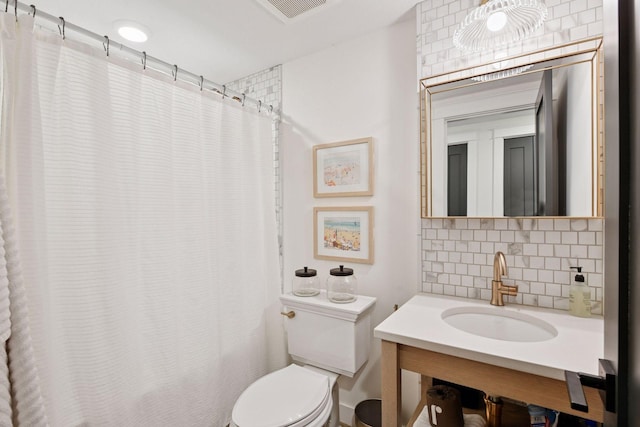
[
  {"left": 566, "top": 62, "right": 593, "bottom": 215},
  {"left": 281, "top": 15, "right": 420, "bottom": 424}
]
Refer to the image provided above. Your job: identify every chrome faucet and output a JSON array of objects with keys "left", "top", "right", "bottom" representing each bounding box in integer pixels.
[{"left": 491, "top": 251, "right": 518, "bottom": 306}]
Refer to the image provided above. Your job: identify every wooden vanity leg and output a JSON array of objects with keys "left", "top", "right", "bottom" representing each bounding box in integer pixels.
[{"left": 381, "top": 340, "right": 401, "bottom": 427}]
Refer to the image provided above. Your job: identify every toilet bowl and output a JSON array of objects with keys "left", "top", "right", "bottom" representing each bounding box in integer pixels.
[
  {"left": 231, "top": 364, "right": 337, "bottom": 427},
  {"left": 231, "top": 292, "right": 376, "bottom": 427}
]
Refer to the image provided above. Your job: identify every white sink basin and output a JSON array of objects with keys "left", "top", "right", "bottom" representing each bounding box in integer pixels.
[{"left": 441, "top": 306, "right": 558, "bottom": 342}]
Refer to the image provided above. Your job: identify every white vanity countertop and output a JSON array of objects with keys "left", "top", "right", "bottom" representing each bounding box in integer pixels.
[{"left": 373, "top": 293, "right": 604, "bottom": 380}]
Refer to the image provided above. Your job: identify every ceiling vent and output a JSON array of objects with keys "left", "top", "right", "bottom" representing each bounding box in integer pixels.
[{"left": 255, "top": 0, "right": 336, "bottom": 22}]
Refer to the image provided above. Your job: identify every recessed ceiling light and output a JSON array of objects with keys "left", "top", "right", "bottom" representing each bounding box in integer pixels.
[{"left": 113, "top": 20, "right": 150, "bottom": 43}]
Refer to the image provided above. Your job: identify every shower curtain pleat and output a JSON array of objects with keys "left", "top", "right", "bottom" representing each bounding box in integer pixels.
[
  {"left": 0, "top": 176, "right": 48, "bottom": 427},
  {"left": 0, "top": 12, "right": 282, "bottom": 426},
  {"left": 0, "top": 13, "right": 49, "bottom": 427}
]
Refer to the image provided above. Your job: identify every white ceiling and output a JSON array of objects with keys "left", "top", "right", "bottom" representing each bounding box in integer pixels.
[{"left": 33, "top": 0, "right": 419, "bottom": 83}]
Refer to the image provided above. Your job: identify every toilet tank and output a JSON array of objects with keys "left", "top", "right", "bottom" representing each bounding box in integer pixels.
[{"left": 280, "top": 292, "right": 376, "bottom": 377}]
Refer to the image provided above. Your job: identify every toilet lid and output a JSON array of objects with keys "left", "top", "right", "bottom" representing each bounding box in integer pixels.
[{"left": 232, "top": 364, "right": 331, "bottom": 427}]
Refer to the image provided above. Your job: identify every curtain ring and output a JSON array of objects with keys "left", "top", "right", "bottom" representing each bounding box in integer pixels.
[
  {"left": 269, "top": 105, "right": 273, "bottom": 114},
  {"left": 141, "top": 51, "right": 147, "bottom": 70},
  {"left": 30, "top": 4, "right": 36, "bottom": 17},
  {"left": 241, "top": 93, "right": 246, "bottom": 107},
  {"left": 4, "top": 0, "right": 8, "bottom": 13},
  {"left": 258, "top": 100, "right": 262, "bottom": 113},
  {"left": 172, "top": 65, "right": 178, "bottom": 81},
  {"left": 13, "top": 0, "right": 17, "bottom": 20},
  {"left": 103, "top": 35, "right": 110, "bottom": 57},
  {"left": 221, "top": 85, "right": 227, "bottom": 99},
  {"left": 58, "top": 17, "right": 66, "bottom": 39},
  {"left": 199, "top": 76, "right": 204, "bottom": 91}
]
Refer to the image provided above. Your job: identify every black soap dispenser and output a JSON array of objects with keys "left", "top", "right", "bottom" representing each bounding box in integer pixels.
[{"left": 569, "top": 266, "right": 591, "bottom": 317}]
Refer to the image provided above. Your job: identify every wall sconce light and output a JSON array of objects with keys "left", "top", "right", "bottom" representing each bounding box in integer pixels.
[{"left": 453, "top": 0, "right": 548, "bottom": 52}]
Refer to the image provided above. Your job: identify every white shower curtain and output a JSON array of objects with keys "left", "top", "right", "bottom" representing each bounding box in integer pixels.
[{"left": 0, "top": 13, "right": 282, "bottom": 426}]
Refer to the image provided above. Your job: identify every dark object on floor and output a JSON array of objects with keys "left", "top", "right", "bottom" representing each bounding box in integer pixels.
[{"left": 353, "top": 398, "right": 381, "bottom": 427}]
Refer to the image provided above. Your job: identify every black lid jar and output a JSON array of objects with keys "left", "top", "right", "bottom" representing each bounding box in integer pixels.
[
  {"left": 292, "top": 266, "right": 320, "bottom": 297},
  {"left": 327, "top": 265, "right": 357, "bottom": 303}
]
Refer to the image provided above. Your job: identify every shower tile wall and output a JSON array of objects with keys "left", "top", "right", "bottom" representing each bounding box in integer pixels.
[
  {"left": 416, "top": 0, "right": 604, "bottom": 312},
  {"left": 227, "top": 65, "right": 284, "bottom": 285}
]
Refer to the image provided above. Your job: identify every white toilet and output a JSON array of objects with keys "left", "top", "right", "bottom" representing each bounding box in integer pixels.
[{"left": 231, "top": 292, "right": 376, "bottom": 427}]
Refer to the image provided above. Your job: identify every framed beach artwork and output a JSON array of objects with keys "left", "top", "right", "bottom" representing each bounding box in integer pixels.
[
  {"left": 313, "top": 206, "right": 374, "bottom": 264},
  {"left": 313, "top": 137, "right": 373, "bottom": 198}
]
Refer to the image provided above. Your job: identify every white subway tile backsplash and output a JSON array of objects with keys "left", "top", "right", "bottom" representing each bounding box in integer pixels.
[
  {"left": 578, "top": 231, "right": 596, "bottom": 245},
  {"left": 589, "top": 245, "right": 603, "bottom": 259},
  {"left": 570, "top": 219, "right": 589, "bottom": 231},
  {"left": 554, "top": 271, "right": 571, "bottom": 284},
  {"left": 539, "top": 295, "right": 555, "bottom": 308},
  {"left": 450, "top": 274, "right": 461, "bottom": 285},
  {"left": 487, "top": 230, "right": 501, "bottom": 242},
  {"left": 444, "top": 240, "right": 456, "bottom": 251},
  {"left": 474, "top": 230, "right": 487, "bottom": 241},
  {"left": 468, "top": 241, "right": 481, "bottom": 253},
  {"left": 421, "top": 217, "right": 604, "bottom": 312},
  {"left": 538, "top": 270, "right": 554, "bottom": 283},
  {"left": 501, "top": 230, "right": 515, "bottom": 242},
  {"left": 494, "top": 219, "right": 508, "bottom": 230},
  {"left": 530, "top": 256, "right": 545, "bottom": 269},
  {"left": 509, "top": 267, "right": 523, "bottom": 280},
  {"left": 571, "top": 245, "right": 588, "bottom": 258},
  {"left": 474, "top": 253, "right": 486, "bottom": 265},
  {"left": 481, "top": 242, "right": 494, "bottom": 253},
  {"left": 538, "top": 244, "right": 554, "bottom": 257},
  {"left": 555, "top": 244, "right": 570, "bottom": 258},
  {"left": 546, "top": 283, "right": 562, "bottom": 297}
]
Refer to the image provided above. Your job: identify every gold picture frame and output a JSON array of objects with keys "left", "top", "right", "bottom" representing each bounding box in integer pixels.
[
  {"left": 313, "top": 206, "right": 374, "bottom": 264},
  {"left": 313, "top": 137, "right": 374, "bottom": 198}
]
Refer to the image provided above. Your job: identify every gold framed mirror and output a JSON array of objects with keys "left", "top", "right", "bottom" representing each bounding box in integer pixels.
[{"left": 420, "top": 38, "right": 603, "bottom": 218}]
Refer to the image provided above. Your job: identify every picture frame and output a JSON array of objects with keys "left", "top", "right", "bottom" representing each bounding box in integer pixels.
[
  {"left": 313, "top": 206, "right": 374, "bottom": 264},
  {"left": 313, "top": 137, "right": 373, "bottom": 197}
]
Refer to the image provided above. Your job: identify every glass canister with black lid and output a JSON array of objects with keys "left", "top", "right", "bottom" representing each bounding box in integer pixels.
[
  {"left": 327, "top": 265, "right": 357, "bottom": 303},
  {"left": 293, "top": 266, "right": 320, "bottom": 297}
]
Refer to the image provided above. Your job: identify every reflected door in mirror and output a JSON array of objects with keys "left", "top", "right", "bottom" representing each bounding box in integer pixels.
[
  {"left": 504, "top": 136, "right": 535, "bottom": 216},
  {"left": 448, "top": 144, "right": 468, "bottom": 216}
]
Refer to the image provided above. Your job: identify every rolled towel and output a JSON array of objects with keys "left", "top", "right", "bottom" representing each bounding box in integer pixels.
[
  {"left": 425, "top": 385, "right": 464, "bottom": 427},
  {"left": 463, "top": 414, "right": 487, "bottom": 427},
  {"left": 415, "top": 406, "right": 487, "bottom": 427}
]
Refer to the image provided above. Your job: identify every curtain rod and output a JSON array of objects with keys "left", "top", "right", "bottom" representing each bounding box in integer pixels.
[{"left": 8, "top": 1, "right": 275, "bottom": 115}]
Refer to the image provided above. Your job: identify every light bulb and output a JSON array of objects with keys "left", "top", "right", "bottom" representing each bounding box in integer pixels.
[
  {"left": 113, "top": 20, "right": 151, "bottom": 43},
  {"left": 486, "top": 11, "right": 508, "bottom": 32},
  {"left": 117, "top": 26, "right": 148, "bottom": 43}
]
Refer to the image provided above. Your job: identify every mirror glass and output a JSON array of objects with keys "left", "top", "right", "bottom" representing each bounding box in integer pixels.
[{"left": 420, "top": 41, "right": 603, "bottom": 218}]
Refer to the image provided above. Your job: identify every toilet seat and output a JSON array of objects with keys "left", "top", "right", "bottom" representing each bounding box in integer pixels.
[{"left": 231, "top": 364, "right": 332, "bottom": 427}]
